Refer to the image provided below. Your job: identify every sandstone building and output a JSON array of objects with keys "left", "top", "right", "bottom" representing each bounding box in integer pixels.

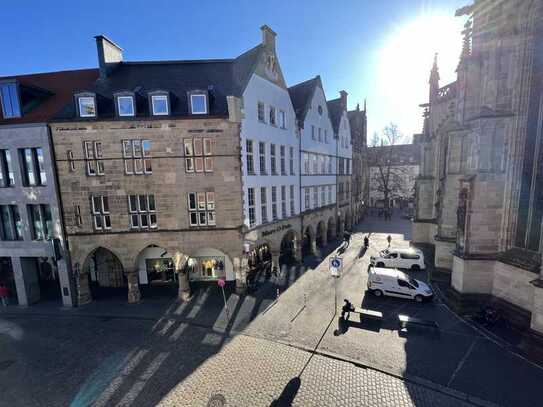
[{"left": 412, "top": 0, "right": 543, "bottom": 338}]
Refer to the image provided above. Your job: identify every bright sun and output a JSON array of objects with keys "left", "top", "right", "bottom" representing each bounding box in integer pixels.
[{"left": 374, "top": 13, "right": 466, "bottom": 138}]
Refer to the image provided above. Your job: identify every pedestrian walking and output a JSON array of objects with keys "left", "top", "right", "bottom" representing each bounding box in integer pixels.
[
  {"left": 364, "top": 235, "right": 369, "bottom": 248},
  {"left": 0, "top": 282, "right": 9, "bottom": 306},
  {"left": 387, "top": 235, "right": 392, "bottom": 248}
]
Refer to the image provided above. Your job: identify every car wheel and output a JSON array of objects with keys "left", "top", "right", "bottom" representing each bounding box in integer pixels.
[
  {"left": 415, "top": 295, "right": 424, "bottom": 303},
  {"left": 411, "top": 264, "right": 420, "bottom": 271},
  {"left": 373, "top": 289, "right": 383, "bottom": 297},
  {"left": 376, "top": 262, "right": 385, "bottom": 268}
]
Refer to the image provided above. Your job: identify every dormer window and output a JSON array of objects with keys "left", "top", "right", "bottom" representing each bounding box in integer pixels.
[
  {"left": 190, "top": 93, "right": 207, "bottom": 115},
  {"left": 0, "top": 82, "right": 21, "bottom": 119},
  {"left": 76, "top": 93, "right": 96, "bottom": 118},
  {"left": 117, "top": 95, "right": 135, "bottom": 117},
  {"left": 150, "top": 94, "right": 169, "bottom": 116}
]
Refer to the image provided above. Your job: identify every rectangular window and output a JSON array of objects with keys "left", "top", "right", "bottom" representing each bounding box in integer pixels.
[
  {"left": 313, "top": 186, "right": 318, "bottom": 209},
  {"left": 129, "top": 194, "right": 157, "bottom": 229},
  {"left": 0, "top": 205, "right": 22, "bottom": 241},
  {"left": 328, "top": 185, "right": 332, "bottom": 204},
  {"left": 311, "top": 125, "right": 316, "bottom": 140},
  {"left": 280, "top": 145, "right": 286, "bottom": 175},
  {"left": 321, "top": 186, "right": 326, "bottom": 206},
  {"left": 259, "top": 142, "right": 266, "bottom": 174},
  {"left": 289, "top": 147, "right": 294, "bottom": 175},
  {"left": 20, "top": 147, "right": 47, "bottom": 186},
  {"left": 91, "top": 196, "right": 111, "bottom": 230},
  {"left": 74, "top": 205, "right": 82, "bottom": 227},
  {"left": 0, "top": 149, "right": 14, "bottom": 187},
  {"left": 324, "top": 129, "right": 328, "bottom": 143},
  {"left": 290, "top": 185, "right": 295, "bottom": 215},
  {"left": 123, "top": 139, "right": 151, "bottom": 175},
  {"left": 270, "top": 144, "right": 277, "bottom": 175},
  {"left": 260, "top": 187, "right": 268, "bottom": 223},
  {"left": 257, "top": 102, "right": 265, "bottom": 122},
  {"left": 271, "top": 186, "right": 278, "bottom": 221},
  {"left": 281, "top": 185, "right": 287, "bottom": 218},
  {"left": 190, "top": 94, "right": 207, "bottom": 114},
  {"left": 151, "top": 95, "right": 169, "bottom": 115},
  {"left": 248, "top": 187, "right": 256, "bottom": 227},
  {"left": 84, "top": 141, "right": 104, "bottom": 176},
  {"left": 246, "top": 139, "right": 254, "bottom": 175},
  {"left": 78, "top": 96, "right": 96, "bottom": 117},
  {"left": 320, "top": 155, "right": 326, "bottom": 174},
  {"left": 304, "top": 188, "right": 310, "bottom": 211},
  {"left": 0, "top": 82, "right": 21, "bottom": 118},
  {"left": 328, "top": 157, "right": 333, "bottom": 174},
  {"left": 28, "top": 204, "right": 52, "bottom": 240},
  {"left": 278, "top": 110, "right": 286, "bottom": 129},
  {"left": 187, "top": 192, "right": 215, "bottom": 227},
  {"left": 185, "top": 138, "right": 213, "bottom": 173},
  {"left": 312, "top": 154, "right": 318, "bottom": 174},
  {"left": 318, "top": 128, "right": 322, "bottom": 142},
  {"left": 117, "top": 96, "right": 135, "bottom": 117},
  {"left": 346, "top": 181, "right": 350, "bottom": 198},
  {"left": 269, "top": 106, "right": 276, "bottom": 126},
  {"left": 304, "top": 153, "right": 310, "bottom": 174},
  {"left": 338, "top": 183, "right": 344, "bottom": 201}
]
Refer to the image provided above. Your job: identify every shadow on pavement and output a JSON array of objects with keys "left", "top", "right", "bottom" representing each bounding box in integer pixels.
[{"left": 269, "top": 376, "right": 301, "bottom": 407}]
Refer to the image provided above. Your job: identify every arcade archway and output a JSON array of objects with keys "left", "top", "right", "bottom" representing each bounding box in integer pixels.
[{"left": 83, "top": 247, "right": 127, "bottom": 299}]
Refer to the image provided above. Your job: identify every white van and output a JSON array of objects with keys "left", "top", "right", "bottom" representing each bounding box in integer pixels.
[
  {"left": 367, "top": 267, "right": 433, "bottom": 302},
  {"left": 370, "top": 248, "right": 426, "bottom": 270}
]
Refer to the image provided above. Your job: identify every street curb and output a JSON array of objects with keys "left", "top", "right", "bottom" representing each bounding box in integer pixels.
[{"left": 262, "top": 336, "right": 502, "bottom": 407}]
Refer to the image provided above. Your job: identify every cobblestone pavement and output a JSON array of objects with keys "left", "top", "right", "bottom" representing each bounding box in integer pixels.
[{"left": 159, "top": 334, "right": 473, "bottom": 407}]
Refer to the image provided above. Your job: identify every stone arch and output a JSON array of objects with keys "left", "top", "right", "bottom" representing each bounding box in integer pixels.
[
  {"left": 81, "top": 247, "right": 127, "bottom": 301},
  {"left": 188, "top": 247, "right": 233, "bottom": 281},
  {"left": 302, "top": 224, "right": 316, "bottom": 257},
  {"left": 135, "top": 244, "right": 177, "bottom": 297},
  {"left": 279, "top": 229, "right": 300, "bottom": 265},
  {"left": 316, "top": 221, "right": 327, "bottom": 248},
  {"left": 327, "top": 217, "right": 336, "bottom": 242}
]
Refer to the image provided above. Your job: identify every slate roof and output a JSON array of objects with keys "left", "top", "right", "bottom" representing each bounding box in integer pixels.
[
  {"left": 287, "top": 76, "right": 320, "bottom": 124},
  {"left": 327, "top": 98, "right": 343, "bottom": 134},
  {"left": 54, "top": 44, "right": 264, "bottom": 121},
  {"left": 0, "top": 69, "right": 98, "bottom": 125}
]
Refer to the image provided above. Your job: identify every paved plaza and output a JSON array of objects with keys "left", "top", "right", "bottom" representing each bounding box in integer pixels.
[{"left": 1, "top": 215, "right": 542, "bottom": 406}]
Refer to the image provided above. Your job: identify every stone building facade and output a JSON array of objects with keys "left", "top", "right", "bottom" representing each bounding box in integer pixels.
[
  {"left": 349, "top": 103, "right": 369, "bottom": 224},
  {"left": 412, "top": 0, "right": 543, "bottom": 338}
]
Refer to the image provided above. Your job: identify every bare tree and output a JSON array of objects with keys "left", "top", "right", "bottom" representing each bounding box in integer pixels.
[{"left": 368, "top": 123, "right": 413, "bottom": 217}]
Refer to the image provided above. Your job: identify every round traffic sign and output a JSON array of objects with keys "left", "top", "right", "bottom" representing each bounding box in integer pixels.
[{"left": 331, "top": 258, "right": 341, "bottom": 268}]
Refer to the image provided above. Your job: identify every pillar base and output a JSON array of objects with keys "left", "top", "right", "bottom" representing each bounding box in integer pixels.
[
  {"left": 126, "top": 272, "right": 141, "bottom": 304},
  {"left": 178, "top": 290, "right": 192, "bottom": 302}
]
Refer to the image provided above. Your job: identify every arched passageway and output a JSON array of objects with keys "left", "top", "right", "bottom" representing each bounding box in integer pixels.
[
  {"left": 83, "top": 247, "right": 127, "bottom": 300},
  {"left": 280, "top": 230, "right": 299, "bottom": 265},
  {"left": 316, "top": 221, "right": 327, "bottom": 247},
  {"left": 302, "top": 225, "right": 315, "bottom": 257}
]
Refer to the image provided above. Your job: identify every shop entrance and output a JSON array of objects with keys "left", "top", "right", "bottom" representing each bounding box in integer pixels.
[
  {"left": 37, "top": 258, "right": 62, "bottom": 301},
  {"left": 136, "top": 245, "right": 177, "bottom": 297}
]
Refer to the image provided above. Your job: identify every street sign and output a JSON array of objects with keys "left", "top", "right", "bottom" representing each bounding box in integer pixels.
[{"left": 329, "top": 256, "right": 342, "bottom": 277}]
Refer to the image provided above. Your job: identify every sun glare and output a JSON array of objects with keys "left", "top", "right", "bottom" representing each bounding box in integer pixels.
[{"left": 375, "top": 13, "right": 465, "bottom": 138}]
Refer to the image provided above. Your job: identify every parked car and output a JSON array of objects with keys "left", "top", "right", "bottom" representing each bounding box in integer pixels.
[
  {"left": 370, "top": 248, "right": 426, "bottom": 270},
  {"left": 367, "top": 267, "right": 433, "bottom": 302}
]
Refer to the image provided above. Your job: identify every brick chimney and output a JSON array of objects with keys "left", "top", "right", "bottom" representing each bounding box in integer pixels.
[
  {"left": 260, "top": 25, "right": 276, "bottom": 50},
  {"left": 339, "top": 90, "right": 348, "bottom": 110},
  {"left": 95, "top": 35, "right": 123, "bottom": 80}
]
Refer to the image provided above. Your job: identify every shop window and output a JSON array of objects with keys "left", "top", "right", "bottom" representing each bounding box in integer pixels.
[
  {"left": 84, "top": 141, "right": 104, "bottom": 176},
  {"left": 186, "top": 256, "right": 226, "bottom": 280},
  {"left": 0, "top": 205, "right": 23, "bottom": 241},
  {"left": 185, "top": 138, "right": 214, "bottom": 173},
  {"left": 123, "top": 139, "right": 151, "bottom": 175},
  {"left": 187, "top": 192, "right": 215, "bottom": 227},
  {"left": 19, "top": 147, "right": 47, "bottom": 186},
  {"left": 248, "top": 187, "right": 256, "bottom": 227},
  {"left": 0, "top": 149, "right": 14, "bottom": 187},
  {"left": 128, "top": 194, "right": 157, "bottom": 229},
  {"left": 91, "top": 196, "right": 111, "bottom": 230}
]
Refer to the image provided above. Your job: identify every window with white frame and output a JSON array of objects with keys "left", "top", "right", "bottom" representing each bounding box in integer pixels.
[
  {"left": 328, "top": 156, "right": 333, "bottom": 174},
  {"left": 280, "top": 145, "right": 286, "bottom": 175},
  {"left": 248, "top": 187, "right": 256, "bottom": 227},
  {"left": 78, "top": 96, "right": 96, "bottom": 117},
  {"left": 184, "top": 138, "right": 214, "bottom": 173},
  {"left": 190, "top": 94, "right": 207, "bottom": 114},
  {"left": 321, "top": 186, "right": 326, "bottom": 206},
  {"left": 271, "top": 186, "right": 278, "bottom": 221},
  {"left": 304, "top": 153, "right": 310, "bottom": 174},
  {"left": 278, "top": 110, "right": 286, "bottom": 129},
  {"left": 260, "top": 187, "right": 268, "bottom": 223},
  {"left": 313, "top": 186, "right": 318, "bottom": 209},
  {"left": 246, "top": 139, "right": 254, "bottom": 174},
  {"left": 257, "top": 102, "right": 265, "bottom": 122},
  {"left": 84, "top": 141, "right": 104, "bottom": 176},
  {"left": 289, "top": 147, "right": 294, "bottom": 175},
  {"left": 290, "top": 185, "right": 295, "bottom": 214},
  {"left": 281, "top": 185, "right": 287, "bottom": 218},
  {"left": 320, "top": 155, "right": 325, "bottom": 174},
  {"left": 117, "top": 96, "right": 135, "bottom": 117},
  {"left": 123, "top": 139, "right": 151, "bottom": 175},
  {"left": 269, "top": 106, "right": 276, "bottom": 126},
  {"left": 128, "top": 194, "right": 157, "bottom": 229},
  {"left": 259, "top": 142, "right": 266, "bottom": 174},
  {"left": 0, "top": 149, "right": 14, "bottom": 187},
  {"left": 311, "top": 125, "right": 316, "bottom": 140},
  {"left": 304, "top": 188, "right": 310, "bottom": 211},
  {"left": 324, "top": 129, "right": 328, "bottom": 143},
  {"left": 328, "top": 185, "right": 332, "bottom": 203},
  {"left": 312, "top": 154, "right": 318, "bottom": 174},
  {"left": 318, "top": 128, "right": 322, "bottom": 142},
  {"left": 187, "top": 192, "right": 215, "bottom": 227},
  {"left": 270, "top": 144, "right": 277, "bottom": 175},
  {"left": 91, "top": 196, "right": 111, "bottom": 230},
  {"left": 151, "top": 94, "right": 169, "bottom": 115}
]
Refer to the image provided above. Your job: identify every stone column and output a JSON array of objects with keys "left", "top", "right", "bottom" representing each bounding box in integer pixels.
[
  {"left": 235, "top": 256, "right": 248, "bottom": 294},
  {"left": 271, "top": 250, "right": 280, "bottom": 274},
  {"left": 126, "top": 271, "right": 141, "bottom": 304},
  {"left": 320, "top": 230, "right": 328, "bottom": 247},
  {"left": 173, "top": 253, "right": 191, "bottom": 301},
  {"left": 11, "top": 257, "right": 28, "bottom": 306},
  {"left": 293, "top": 237, "right": 302, "bottom": 263},
  {"left": 77, "top": 269, "right": 92, "bottom": 306}
]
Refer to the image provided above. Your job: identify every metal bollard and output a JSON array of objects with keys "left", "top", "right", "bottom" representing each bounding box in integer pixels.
[{"left": 276, "top": 288, "right": 280, "bottom": 299}]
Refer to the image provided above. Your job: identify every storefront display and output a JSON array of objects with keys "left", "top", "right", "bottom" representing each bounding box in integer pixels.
[{"left": 186, "top": 256, "right": 225, "bottom": 280}]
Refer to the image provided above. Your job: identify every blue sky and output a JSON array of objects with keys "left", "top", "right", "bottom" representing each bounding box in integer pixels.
[{"left": 0, "top": 0, "right": 467, "bottom": 139}]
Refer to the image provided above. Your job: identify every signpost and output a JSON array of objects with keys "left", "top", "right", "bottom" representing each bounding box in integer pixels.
[
  {"left": 329, "top": 256, "right": 342, "bottom": 313},
  {"left": 218, "top": 278, "right": 229, "bottom": 320}
]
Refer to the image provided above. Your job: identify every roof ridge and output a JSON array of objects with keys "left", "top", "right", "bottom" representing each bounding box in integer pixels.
[
  {"left": 288, "top": 76, "right": 319, "bottom": 90},
  {"left": 0, "top": 67, "right": 98, "bottom": 80},
  {"left": 123, "top": 59, "right": 234, "bottom": 65}
]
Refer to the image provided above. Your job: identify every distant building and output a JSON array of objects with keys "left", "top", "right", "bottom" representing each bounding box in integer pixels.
[{"left": 348, "top": 103, "right": 369, "bottom": 223}]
